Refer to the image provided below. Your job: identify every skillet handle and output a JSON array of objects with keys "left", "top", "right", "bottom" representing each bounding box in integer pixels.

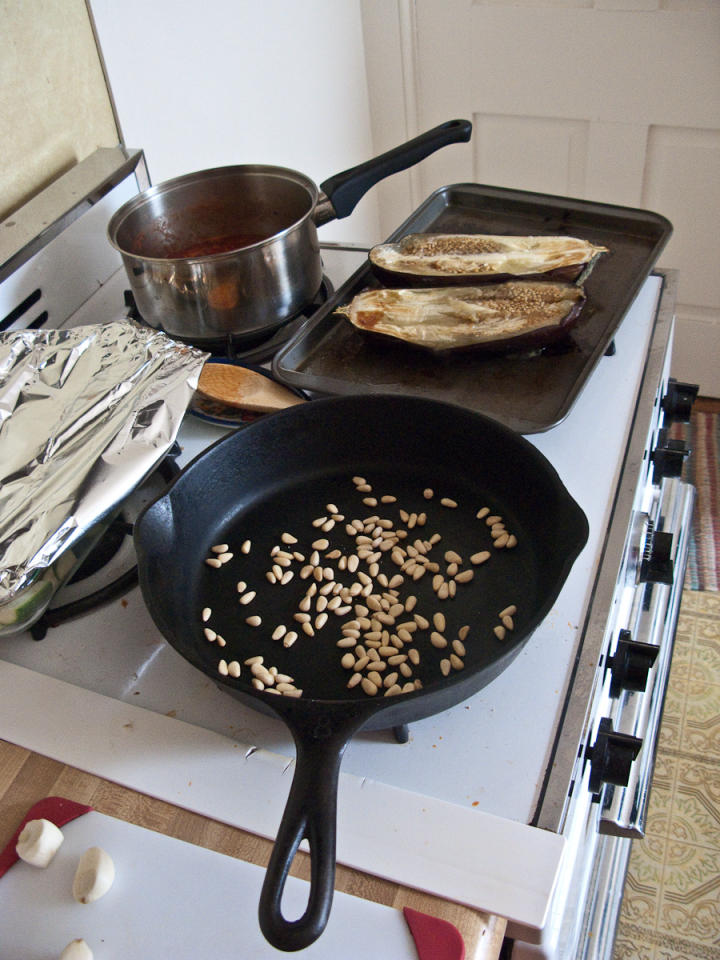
[
  {"left": 316, "top": 118, "right": 472, "bottom": 224},
  {"left": 258, "top": 715, "right": 360, "bottom": 952}
]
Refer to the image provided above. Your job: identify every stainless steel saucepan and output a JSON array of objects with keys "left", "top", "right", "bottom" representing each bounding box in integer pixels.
[{"left": 108, "top": 119, "right": 472, "bottom": 344}]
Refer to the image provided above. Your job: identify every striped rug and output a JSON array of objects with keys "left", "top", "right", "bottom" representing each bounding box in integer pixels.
[{"left": 670, "top": 407, "right": 720, "bottom": 592}]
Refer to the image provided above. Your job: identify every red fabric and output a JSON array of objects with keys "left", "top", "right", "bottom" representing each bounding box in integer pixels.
[
  {"left": 403, "top": 905, "right": 466, "bottom": 960},
  {"left": 0, "top": 796, "right": 93, "bottom": 878}
]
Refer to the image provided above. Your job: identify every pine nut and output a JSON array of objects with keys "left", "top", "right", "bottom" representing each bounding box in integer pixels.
[
  {"left": 361, "top": 677, "right": 378, "bottom": 696},
  {"left": 502, "top": 615, "right": 515, "bottom": 630},
  {"left": 205, "top": 557, "right": 222, "bottom": 568},
  {"left": 284, "top": 631, "right": 298, "bottom": 647},
  {"left": 494, "top": 533, "right": 509, "bottom": 548},
  {"left": 494, "top": 625, "right": 506, "bottom": 640},
  {"left": 228, "top": 661, "right": 241, "bottom": 678},
  {"left": 236, "top": 580, "right": 247, "bottom": 593},
  {"left": 458, "top": 625, "right": 470, "bottom": 641},
  {"left": 430, "top": 632, "right": 448, "bottom": 648},
  {"left": 201, "top": 607, "right": 212, "bottom": 622},
  {"left": 455, "top": 569, "right": 474, "bottom": 583},
  {"left": 212, "top": 543, "right": 229, "bottom": 553},
  {"left": 433, "top": 612, "right": 446, "bottom": 632},
  {"left": 272, "top": 625, "right": 287, "bottom": 640},
  {"left": 347, "top": 672, "right": 362, "bottom": 688},
  {"left": 471, "top": 551, "right": 491, "bottom": 565},
  {"left": 499, "top": 605, "right": 517, "bottom": 618},
  {"left": 476, "top": 507, "right": 490, "bottom": 519},
  {"left": 204, "top": 627, "right": 217, "bottom": 642},
  {"left": 423, "top": 488, "right": 434, "bottom": 499},
  {"left": 218, "top": 659, "right": 229, "bottom": 676},
  {"left": 341, "top": 653, "right": 355, "bottom": 669},
  {"left": 452, "top": 639, "right": 466, "bottom": 657},
  {"left": 440, "top": 658, "right": 451, "bottom": 676},
  {"left": 246, "top": 615, "right": 262, "bottom": 627},
  {"left": 241, "top": 539, "right": 251, "bottom": 554},
  {"left": 450, "top": 654, "right": 464, "bottom": 670},
  {"left": 216, "top": 635, "right": 226, "bottom": 647},
  {"left": 440, "top": 497, "right": 457, "bottom": 508},
  {"left": 408, "top": 648, "right": 420, "bottom": 665},
  {"left": 486, "top": 515, "right": 502, "bottom": 526}
]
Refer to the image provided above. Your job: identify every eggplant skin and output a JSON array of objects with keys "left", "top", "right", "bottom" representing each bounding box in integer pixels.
[
  {"left": 369, "top": 233, "right": 608, "bottom": 285},
  {"left": 337, "top": 282, "right": 587, "bottom": 353}
]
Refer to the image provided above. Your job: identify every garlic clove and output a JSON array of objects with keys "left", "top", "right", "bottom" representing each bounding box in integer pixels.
[
  {"left": 72, "top": 846, "right": 115, "bottom": 903},
  {"left": 60, "top": 939, "right": 93, "bottom": 959},
  {"left": 15, "top": 818, "right": 64, "bottom": 868}
]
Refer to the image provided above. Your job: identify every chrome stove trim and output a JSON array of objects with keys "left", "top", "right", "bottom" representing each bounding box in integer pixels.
[
  {"left": 0, "top": 146, "right": 148, "bottom": 283},
  {"left": 599, "top": 477, "right": 695, "bottom": 837},
  {"left": 533, "top": 269, "right": 678, "bottom": 833}
]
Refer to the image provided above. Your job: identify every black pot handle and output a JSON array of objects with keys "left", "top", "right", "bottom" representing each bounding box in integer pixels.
[
  {"left": 316, "top": 118, "right": 472, "bottom": 224},
  {"left": 258, "top": 711, "right": 365, "bottom": 952}
]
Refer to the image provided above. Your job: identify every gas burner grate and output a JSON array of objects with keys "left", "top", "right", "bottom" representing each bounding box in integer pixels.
[
  {"left": 29, "top": 447, "right": 181, "bottom": 640},
  {"left": 124, "top": 277, "right": 334, "bottom": 365}
]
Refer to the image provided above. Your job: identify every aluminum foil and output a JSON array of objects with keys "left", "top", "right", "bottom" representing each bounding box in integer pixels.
[{"left": 0, "top": 320, "right": 207, "bottom": 628}]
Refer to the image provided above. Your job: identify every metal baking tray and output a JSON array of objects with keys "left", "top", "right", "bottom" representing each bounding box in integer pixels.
[{"left": 272, "top": 183, "right": 672, "bottom": 433}]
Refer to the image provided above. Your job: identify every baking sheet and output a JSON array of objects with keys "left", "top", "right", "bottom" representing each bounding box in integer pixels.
[{"left": 273, "top": 183, "right": 672, "bottom": 433}]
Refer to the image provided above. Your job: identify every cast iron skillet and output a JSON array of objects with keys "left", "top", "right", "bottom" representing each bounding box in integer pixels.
[{"left": 133, "top": 394, "right": 588, "bottom": 952}]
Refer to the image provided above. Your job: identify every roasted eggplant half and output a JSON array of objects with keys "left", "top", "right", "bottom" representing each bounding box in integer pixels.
[
  {"left": 369, "top": 233, "right": 608, "bottom": 285},
  {"left": 336, "top": 282, "right": 587, "bottom": 353}
]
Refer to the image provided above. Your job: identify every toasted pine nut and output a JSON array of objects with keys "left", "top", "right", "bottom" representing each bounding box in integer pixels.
[
  {"left": 471, "top": 551, "right": 491, "bottom": 565},
  {"left": 455, "top": 569, "right": 474, "bottom": 583}
]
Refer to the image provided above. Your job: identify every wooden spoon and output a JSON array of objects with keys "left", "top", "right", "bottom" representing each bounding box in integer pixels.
[{"left": 197, "top": 363, "right": 305, "bottom": 413}]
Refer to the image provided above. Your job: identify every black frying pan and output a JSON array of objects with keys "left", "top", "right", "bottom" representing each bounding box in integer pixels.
[{"left": 134, "top": 394, "right": 588, "bottom": 951}]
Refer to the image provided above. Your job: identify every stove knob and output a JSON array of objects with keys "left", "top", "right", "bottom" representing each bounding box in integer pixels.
[
  {"left": 651, "top": 435, "right": 690, "bottom": 482},
  {"left": 639, "top": 530, "right": 674, "bottom": 585},
  {"left": 661, "top": 378, "right": 698, "bottom": 422},
  {"left": 586, "top": 718, "right": 642, "bottom": 795},
  {"left": 607, "top": 629, "right": 659, "bottom": 697}
]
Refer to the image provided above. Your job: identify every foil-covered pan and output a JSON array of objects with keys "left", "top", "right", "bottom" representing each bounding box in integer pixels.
[{"left": 0, "top": 320, "right": 207, "bottom": 636}]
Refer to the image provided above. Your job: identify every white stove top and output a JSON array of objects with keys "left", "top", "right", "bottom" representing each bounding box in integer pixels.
[{"left": 0, "top": 244, "right": 664, "bottom": 933}]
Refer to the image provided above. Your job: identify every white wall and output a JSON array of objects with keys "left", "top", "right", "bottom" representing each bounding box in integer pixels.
[{"left": 89, "top": 0, "right": 382, "bottom": 244}]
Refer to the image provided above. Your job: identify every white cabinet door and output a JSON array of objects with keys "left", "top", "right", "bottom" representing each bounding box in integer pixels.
[{"left": 361, "top": 0, "right": 720, "bottom": 393}]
